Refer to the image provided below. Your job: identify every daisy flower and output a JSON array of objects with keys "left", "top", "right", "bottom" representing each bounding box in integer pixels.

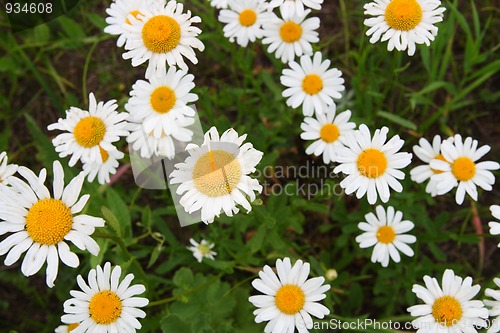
[
  {"left": 407, "top": 269, "right": 489, "bottom": 332},
  {"left": 0, "top": 151, "right": 18, "bottom": 184},
  {"left": 355, "top": 205, "right": 416, "bottom": 267},
  {"left": 55, "top": 324, "right": 79, "bottom": 333},
  {"left": 125, "top": 67, "right": 197, "bottom": 139},
  {"left": 209, "top": 0, "right": 229, "bottom": 9},
  {"left": 429, "top": 134, "right": 500, "bottom": 205},
  {"left": 300, "top": 105, "right": 356, "bottom": 164},
  {"left": 123, "top": 0, "right": 205, "bottom": 78},
  {"left": 489, "top": 205, "right": 500, "bottom": 248},
  {"left": 281, "top": 51, "right": 345, "bottom": 116},
  {"left": 262, "top": 8, "right": 320, "bottom": 63},
  {"left": 187, "top": 238, "right": 217, "bottom": 263},
  {"left": 410, "top": 135, "right": 451, "bottom": 196},
  {"left": 218, "top": 0, "right": 271, "bottom": 47},
  {"left": 61, "top": 262, "right": 149, "bottom": 333},
  {"left": 82, "top": 147, "right": 124, "bottom": 185},
  {"left": 333, "top": 124, "right": 413, "bottom": 204},
  {"left": 48, "top": 93, "right": 129, "bottom": 167},
  {"left": 0, "top": 160, "right": 104, "bottom": 288},
  {"left": 364, "top": 0, "right": 446, "bottom": 56},
  {"left": 169, "top": 126, "right": 263, "bottom": 224},
  {"left": 269, "top": 0, "right": 324, "bottom": 17},
  {"left": 485, "top": 278, "right": 500, "bottom": 333},
  {"left": 249, "top": 257, "right": 330, "bottom": 333}
]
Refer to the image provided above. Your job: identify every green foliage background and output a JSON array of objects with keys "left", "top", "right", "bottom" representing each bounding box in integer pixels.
[{"left": 0, "top": 0, "right": 499, "bottom": 332}]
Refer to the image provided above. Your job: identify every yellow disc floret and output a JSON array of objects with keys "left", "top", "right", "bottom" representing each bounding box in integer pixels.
[
  {"left": 275, "top": 285, "right": 306, "bottom": 315},
  {"left": 451, "top": 157, "right": 476, "bottom": 181},
  {"left": 302, "top": 74, "right": 323, "bottom": 95},
  {"left": 432, "top": 296, "right": 463, "bottom": 327},
  {"left": 74, "top": 117, "right": 106, "bottom": 148},
  {"left": 376, "top": 226, "right": 396, "bottom": 244},
  {"left": 142, "top": 15, "right": 181, "bottom": 53},
  {"left": 357, "top": 148, "right": 388, "bottom": 178},
  {"left": 125, "top": 10, "right": 142, "bottom": 25},
  {"left": 239, "top": 9, "right": 257, "bottom": 27},
  {"left": 193, "top": 150, "right": 241, "bottom": 197},
  {"left": 320, "top": 124, "right": 340, "bottom": 143},
  {"left": 150, "top": 86, "right": 176, "bottom": 114},
  {"left": 26, "top": 199, "right": 73, "bottom": 245},
  {"left": 280, "top": 21, "right": 303, "bottom": 43},
  {"left": 385, "top": 0, "right": 423, "bottom": 31},
  {"left": 89, "top": 291, "right": 123, "bottom": 325},
  {"left": 68, "top": 323, "right": 79, "bottom": 332}
]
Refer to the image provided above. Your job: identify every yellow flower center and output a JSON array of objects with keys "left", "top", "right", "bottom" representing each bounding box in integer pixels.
[
  {"left": 142, "top": 15, "right": 181, "bottom": 53},
  {"left": 357, "top": 148, "right": 388, "bottom": 178},
  {"left": 73, "top": 117, "right": 106, "bottom": 148},
  {"left": 275, "top": 285, "right": 305, "bottom": 315},
  {"left": 25, "top": 199, "right": 73, "bottom": 245},
  {"left": 89, "top": 291, "right": 123, "bottom": 325},
  {"left": 431, "top": 154, "right": 447, "bottom": 174},
  {"left": 125, "top": 10, "right": 142, "bottom": 25},
  {"left": 198, "top": 244, "right": 211, "bottom": 255},
  {"left": 280, "top": 21, "right": 302, "bottom": 43},
  {"left": 68, "top": 323, "right": 79, "bottom": 332},
  {"left": 302, "top": 74, "right": 323, "bottom": 95},
  {"left": 150, "top": 86, "right": 176, "bottom": 114},
  {"left": 385, "top": 0, "right": 423, "bottom": 31},
  {"left": 99, "top": 146, "right": 109, "bottom": 163},
  {"left": 432, "top": 296, "right": 463, "bottom": 327},
  {"left": 376, "top": 225, "right": 396, "bottom": 244},
  {"left": 239, "top": 9, "right": 257, "bottom": 27},
  {"left": 192, "top": 149, "right": 241, "bottom": 197},
  {"left": 320, "top": 124, "right": 340, "bottom": 143},
  {"left": 451, "top": 157, "right": 476, "bottom": 181}
]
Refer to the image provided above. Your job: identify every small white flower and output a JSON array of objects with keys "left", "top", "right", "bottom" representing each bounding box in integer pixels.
[
  {"left": 489, "top": 205, "right": 500, "bottom": 248},
  {"left": 48, "top": 93, "right": 129, "bottom": 167},
  {"left": 61, "top": 262, "right": 149, "bottom": 333},
  {"left": 430, "top": 134, "right": 500, "bottom": 205},
  {"left": 187, "top": 238, "right": 217, "bottom": 263},
  {"left": 82, "top": 147, "right": 124, "bottom": 185},
  {"left": 209, "top": 0, "right": 229, "bottom": 9},
  {"left": 364, "top": 0, "right": 446, "bottom": 56},
  {"left": 0, "top": 161, "right": 104, "bottom": 287},
  {"left": 281, "top": 51, "right": 345, "bottom": 116},
  {"left": 0, "top": 151, "right": 18, "bottom": 184},
  {"left": 218, "top": 0, "right": 271, "bottom": 47},
  {"left": 249, "top": 257, "right": 330, "bottom": 333},
  {"left": 333, "top": 124, "right": 413, "bottom": 204},
  {"left": 484, "top": 278, "right": 500, "bottom": 333},
  {"left": 355, "top": 205, "right": 416, "bottom": 267},
  {"left": 407, "top": 269, "right": 489, "bottom": 332},
  {"left": 269, "top": 0, "right": 324, "bottom": 17},
  {"left": 300, "top": 105, "right": 355, "bottom": 164},
  {"left": 262, "top": 8, "right": 320, "bottom": 63}
]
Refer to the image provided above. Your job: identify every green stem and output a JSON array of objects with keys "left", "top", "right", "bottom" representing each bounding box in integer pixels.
[{"left": 82, "top": 41, "right": 98, "bottom": 103}]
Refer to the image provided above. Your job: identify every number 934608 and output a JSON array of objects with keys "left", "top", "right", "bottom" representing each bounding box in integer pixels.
[{"left": 6, "top": 2, "right": 53, "bottom": 14}]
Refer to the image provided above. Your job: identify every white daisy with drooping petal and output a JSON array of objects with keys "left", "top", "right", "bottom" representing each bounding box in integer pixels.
[
  {"left": 410, "top": 135, "right": 453, "bottom": 196},
  {"left": 169, "top": 127, "right": 263, "bottom": 224},
  {"left": 125, "top": 67, "right": 197, "bottom": 139},
  {"left": 0, "top": 151, "right": 18, "bottom": 184},
  {"left": 364, "top": 0, "right": 446, "bottom": 56},
  {"left": 489, "top": 205, "right": 500, "bottom": 248},
  {"left": 0, "top": 161, "right": 104, "bottom": 288},
  {"left": 48, "top": 93, "right": 129, "bottom": 167},
  {"left": 355, "top": 205, "right": 416, "bottom": 267},
  {"left": 333, "top": 124, "right": 413, "bottom": 204},
  {"left": 123, "top": 0, "right": 205, "bottom": 78},
  {"left": 407, "top": 269, "right": 489, "bottom": 332},
  {"left": 262, "top": 8, "right": 320, "bottom": 63},
  {"left": 187, "top": 238, "right": 217, "bottom": 263},
  {"left": 269, "top": 0, "right": 324, "bottom": 17},
  {"left": 61, "top": 262, "right": 149, "bottom": 333},
  {"left": 281, "top": 51, "right": 345, "bottom": 116},
  {"left": 249, "top": 257, "right": 330, "bottom": 333},
  {"left": 55, "top": 323, "right": 79, "bottom": 333},
  {"left": 82, "top": 146, "right": 124, "bottom": 185},
  {"left": 485, "top": 278, "right": 500, "bottom": 333},
  {"left": 430, "top": 134, "right": 500, "bottom": 205},
  {"left": 300, "top": 105, "right": 355, "bottom": 164},
  {"left": 218, "top": 0, "right": 271, "bottom": 47}
]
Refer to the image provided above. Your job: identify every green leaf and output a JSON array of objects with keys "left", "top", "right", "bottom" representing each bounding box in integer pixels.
[
  {"left": 376, "top": 111, "right": 417, "bottom": 130},
  {"left": 101, "top": 206, "right": 121, "bottom": 237},
  {"left": 106, "top": 188, "right": 132, "bottom": 238},
  {"left": 24, "top": 114, "right": 60, "bottom": 169},
  {"left": 57, "top": 16, "right": 85, "bottom": 39},
  {"left": 161, "top": 314, "right": 193, "bottom": 333}
]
